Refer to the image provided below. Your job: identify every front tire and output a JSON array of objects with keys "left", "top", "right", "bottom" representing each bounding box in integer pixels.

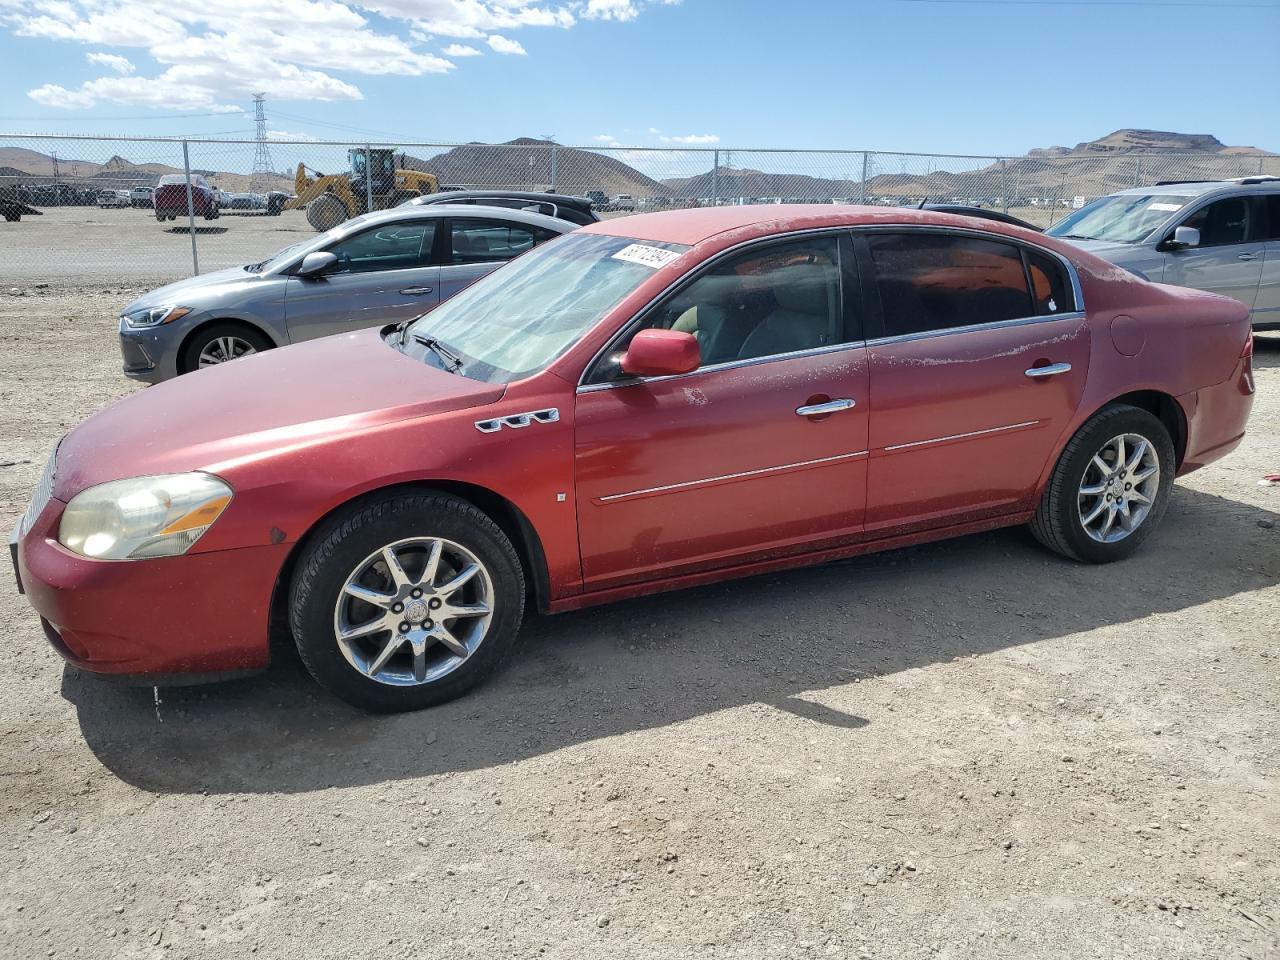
[
  {"left": 180, "top": 321, "right": 272, "bottom": 373},
  {"left": 1030, "top": 404, "right": 1175, "bottom": 563},
  {"left": 289, "top": 492, "right": 525, "bottom": 712}
]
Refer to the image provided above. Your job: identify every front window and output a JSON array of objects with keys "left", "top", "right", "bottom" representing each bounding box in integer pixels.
[
  {"left": 401, "top": 232, "right": 689, "bottom": 383},
  {"left": 1047, "top": 193, "right": 1197, "bottom": 244},
  {"left": 325, "top": 221, "right": 436, "bottom": 274}
]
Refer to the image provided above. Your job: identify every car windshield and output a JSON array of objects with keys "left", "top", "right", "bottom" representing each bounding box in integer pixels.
[
  {"left": 1046, "top": 193, "right": 1197, "bottom": 244},
  {"left": 401, "top": 232, "right": 689, "bottom": 383}
]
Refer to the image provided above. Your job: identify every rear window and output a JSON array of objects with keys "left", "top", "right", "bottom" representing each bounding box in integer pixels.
[{"left": 869, "top": 233, "right": 1034, "bottom": 337}]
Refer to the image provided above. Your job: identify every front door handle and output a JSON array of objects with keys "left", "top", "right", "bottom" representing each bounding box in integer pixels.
[
  {"left": 1025, "top": 362, "right": 1072, "bottom": 378},
  {"left": 400, "top": 286, "right": 434, "bottom": 295},
  {"left": 1237, "top": 252, "right": 1260, "bottom": 262},
  {"left": 796, "top": 398, "right": 856, "bottom": 417}
]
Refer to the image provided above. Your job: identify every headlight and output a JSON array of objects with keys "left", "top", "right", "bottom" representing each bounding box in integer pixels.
[
  {"left": 121, "top": 305, "right": 192, "bottom": 329},
  {"left": 58, "top": 473, "right": 232, "bottom": 560}
]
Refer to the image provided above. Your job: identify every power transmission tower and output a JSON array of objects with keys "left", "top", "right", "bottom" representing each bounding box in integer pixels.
[{"left": 251, "top": 93, "right": 274, "bottom": 193}]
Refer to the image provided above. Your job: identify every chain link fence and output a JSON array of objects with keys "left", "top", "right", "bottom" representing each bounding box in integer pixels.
[{"left": 2, "top": 133, "right": 1276, "bottom": 287}]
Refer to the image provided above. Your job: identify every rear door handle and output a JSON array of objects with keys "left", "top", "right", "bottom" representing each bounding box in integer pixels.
[
  {"left": 796, "top": 398, "right": 856, "bottom": 417},
  {"left": 400, "top": 286, "right": 434, "bottom": 295},
  {"left": 1237, "top": 252, "right": 1260, "bottom": 262},
  {"left": 1025, "top": 362, "right": 1072, "bottom": 378}
]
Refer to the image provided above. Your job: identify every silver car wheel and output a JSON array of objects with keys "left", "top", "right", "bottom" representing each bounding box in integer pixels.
[
  {"left": 332, "top": 537, "right": 494, "bottom": 687},
  {"left": 1077, "top": 433, "right": 1160, "bottom": 544},
  {"left": 197, "top": 335, "right": 256, "bottom": 367}
]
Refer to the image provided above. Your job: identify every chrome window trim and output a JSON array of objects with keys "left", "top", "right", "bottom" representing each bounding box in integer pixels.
[
  {"left": 864, "top": 310, "right": 1087, "bottom": 349},
  {"left": 599, "top": 449, "right": 869, "bottom": 503},
  {"left": 576, "top": 226, "right": 857, "bottom": 390},
  {"left": 577, "top": 340, "right": 866, "bottom": 394}
]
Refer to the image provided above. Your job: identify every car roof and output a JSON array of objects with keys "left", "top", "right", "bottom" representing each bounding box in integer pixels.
[
  {"left": 410, "top": 189, "right": 593, "bottom": 208},
  {"left": 1108, "top": 177, "right": 1280, "bottom": 198},
  {"left": 582, "top": 204, "right": 1043, "bottom": 247},
  {"left": 330, "top": 202, "right": 577, "bottom": 236}
]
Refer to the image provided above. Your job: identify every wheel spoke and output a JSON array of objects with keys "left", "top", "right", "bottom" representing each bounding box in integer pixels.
[
  {"left": 343, "top": 582, "right": 396, "bottom": 609},
  {"left": 1116, "top": 499, "right": 1133, "bottom": 531},
  {"left": 381, "top": 546, "right": 411, "bottom": 589},
  {"left": 432, "top": 625, "right": 469, "bottom": 658},
  {"left": 367, "top": 633, "right": 406, "bottom": 676},
  {"left": 412, "top": 644, "right": 428, "bottom": 683},
  {"left": 338, "top": 616, "right": 391, "bottom": 642},
  {"left": 1124, "top": 438, "right": 1148, "bottom": 473},
  {"left": 442, "top": 600, "right": 490, "bottom": 620},
  {"left": 1113, "top": 436, "right": 1126, "bottom": 472},
  {"left": 419, "top": 539, "right": 444, "bottom": 588},
  {"left": 1081, "top": 499, "right": 1108, "bottom": 526},
  {"left": 1090, "top": 454, "right": 1111, "bottom": 478},
  {"left": 1098, "top": 505, "right": 1117, "bottom": 538},
  {"left": 438, "top": 562, "right": 480, "bottom": 597},
  {"left": 1079, "top": 481, "right": 1108, "bottom": 496},
  {"left": 1130, "top": 465, "right": 1158, "bottom": 484},
  {"left": 1129, "top": 488, "right": 1153, "bottom": 506}
]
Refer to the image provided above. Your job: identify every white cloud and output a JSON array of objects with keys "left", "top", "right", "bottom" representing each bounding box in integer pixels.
[
  {"left": 5, "top": 0, "right": 673, "bottom": 112},
  {"left": 266, "top": 129, "right": 319, "bottom": 141},
  {"left": 661, "top": 133, "right": 719, "bottom": 144},
  {"left": 486, "top": 32, "right": 524, "bottom": 54},
  {"left": 593, "top": 133, "right": 617, "bottom": 143},
  {"left": 86, "top": 50, "right": 133, "bottom": 73}
]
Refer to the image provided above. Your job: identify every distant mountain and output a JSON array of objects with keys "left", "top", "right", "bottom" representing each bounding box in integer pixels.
[
  {"left": 0, "top": 148, "right": 292, "bottom": 192},
  {"left": 404, "top": 138, "right": 663, "bottom": 195}
]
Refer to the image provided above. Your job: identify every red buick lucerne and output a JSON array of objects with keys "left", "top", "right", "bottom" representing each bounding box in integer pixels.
[{"left": 11, "top": 207, "right": 1256, "bottom": 712}]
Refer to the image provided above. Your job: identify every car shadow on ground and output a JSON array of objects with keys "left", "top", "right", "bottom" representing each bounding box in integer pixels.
[
  {"left": 64, "top": 486, "right": 1279, "bottom": 795},
  {"left": 165, "top": 226, "right": 229, "bottom": 236}
]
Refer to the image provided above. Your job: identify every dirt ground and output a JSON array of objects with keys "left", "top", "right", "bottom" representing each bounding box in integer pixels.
[{"left": 0, "top": 285, "right": 1277, "bottom": 960}]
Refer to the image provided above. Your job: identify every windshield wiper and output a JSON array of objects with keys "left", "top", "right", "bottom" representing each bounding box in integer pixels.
[
  {"left": 1059, "top": 233, "right": 1099, "bottom": 241},
  {"left": 243, "top": 260, "right": 265, "bottom": 273},
  {"left": 412, "top": 333, "right": 463, "bottom": 372}
]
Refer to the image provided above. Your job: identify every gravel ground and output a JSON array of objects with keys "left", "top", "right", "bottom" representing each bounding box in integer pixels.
[{"left": 0, "top": 285, "right": 1277, "bottom": 960}]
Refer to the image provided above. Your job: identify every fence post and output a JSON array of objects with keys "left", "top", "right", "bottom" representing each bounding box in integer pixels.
[
  {"left": 550, "top": 144, "right": 558, "bottom": 191},
  {"left": 182, "top": 140, "right": 199, "bottom": 276},
  {"left": 712, "top": 150, "right": 719, "bottom": 207},
  {"left": 860, "top": 152, "right": 869, "bottom": 203},
  {"left": 1260, "top": 156, "right": 1266, "bottom": 176},
  {"left": 365, "top": 144, "right": 374, "bottom": 213},
  {"left": 1000, "top": 158, "right": 1009, "bottom": 213}
]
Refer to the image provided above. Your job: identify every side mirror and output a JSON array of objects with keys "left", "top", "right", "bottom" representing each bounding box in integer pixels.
[
  {"left": 621, "top": 329, "right": 701, "bottom": 378},
  {"left": 297, "top": 251, "right": 338, "bottom": 277},
  {"left": 1168, "top": 225, "right": 1201, "bottom": 250}
]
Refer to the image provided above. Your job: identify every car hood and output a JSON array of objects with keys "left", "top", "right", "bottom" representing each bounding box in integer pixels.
[
  {"left": 52, "top": 328, "right": 505, "bottom": 499},
  {"left": 121, "top": 266, "right": 270, "bottom": 312}
]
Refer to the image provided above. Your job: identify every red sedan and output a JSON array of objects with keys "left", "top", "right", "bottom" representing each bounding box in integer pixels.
[{"left": 12, "top": 207, "right": 1256, "bottom": 712}]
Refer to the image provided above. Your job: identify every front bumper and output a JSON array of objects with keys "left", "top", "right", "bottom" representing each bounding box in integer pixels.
[
  {"left": 14, "top": 496, "right": 289, "bottom": 680},
  {"left": 119, "top": 317, "right": 181, "bottom": 383}
]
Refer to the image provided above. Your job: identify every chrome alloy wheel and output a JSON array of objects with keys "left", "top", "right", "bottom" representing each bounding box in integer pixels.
[
  {"left": 198, "top": 335, "right": 257, "bottom": 367},
  {"left": 332, "top": 537, "right": 494, "bottom": 686},
  {"left": 1077, "top": 433, "right": 1161, "bottom": 544}
]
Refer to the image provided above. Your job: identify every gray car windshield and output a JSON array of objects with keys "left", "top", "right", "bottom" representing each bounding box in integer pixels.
[
  {"left": 402, "top": 232, "right": 689, "bottom": 383},
  {"left": 1046, "top": 194, "right": 1197, "bottom": 244}
]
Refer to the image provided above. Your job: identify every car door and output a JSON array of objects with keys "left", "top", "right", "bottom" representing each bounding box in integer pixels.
[
  {"left": 1255, "top": 193, "right": 1280, "bottom": 326},
  {"left": 283, "top": 218, "right": 440, "bottom": 342},
  {"left": 437, "top": 217, "right": 558, "bottom": 302},
  {"left": 858, "top": 230, "right": 1090, "bottom": 535},
  {"left": 574, "top": 233, "right": 870, "bottom": 590},
  {"left": 1161, "top": 195, "right": 1265, "bottom": 313}
]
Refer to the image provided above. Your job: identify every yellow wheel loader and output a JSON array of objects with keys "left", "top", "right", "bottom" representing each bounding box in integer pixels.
[{"left": 284, "top": 148, "right": 440, "bottom": 231}]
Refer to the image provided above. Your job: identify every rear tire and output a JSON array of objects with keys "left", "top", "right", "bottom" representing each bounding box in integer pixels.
[
  {"left": 289, "top": 492, "right": 525, "bottom": 712},
  {"left": 1030, "top": 404, "right": 1175, "bottom": 563}
]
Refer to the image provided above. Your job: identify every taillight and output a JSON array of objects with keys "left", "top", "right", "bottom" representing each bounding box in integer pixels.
[
  {"left": 1240, "top": 332, "right": 1255, "bottom": 395},
  {"left": 1241, "top": 334, "right": 1254, "bottom": 358}
]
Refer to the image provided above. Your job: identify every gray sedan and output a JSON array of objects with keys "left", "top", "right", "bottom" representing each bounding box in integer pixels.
[{"left": 118, "top": 204, "right": 575, "bottom": 382}]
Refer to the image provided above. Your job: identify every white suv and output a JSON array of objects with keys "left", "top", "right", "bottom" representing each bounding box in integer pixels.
[{"left": 1047, "top": 176, "right": 1280, "bottom": 330}]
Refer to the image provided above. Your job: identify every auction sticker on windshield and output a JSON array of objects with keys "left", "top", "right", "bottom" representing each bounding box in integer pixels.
[
  {"left": 611, "top": 243, "right": 682, "bottom": 269},
  {"left": 1148, "top": 202, "right": 1184, "bottom": 212}
]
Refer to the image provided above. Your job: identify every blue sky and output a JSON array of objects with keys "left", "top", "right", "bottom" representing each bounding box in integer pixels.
[{"left": 0, "top": 0, "right": 1277, "bottom": 156}]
